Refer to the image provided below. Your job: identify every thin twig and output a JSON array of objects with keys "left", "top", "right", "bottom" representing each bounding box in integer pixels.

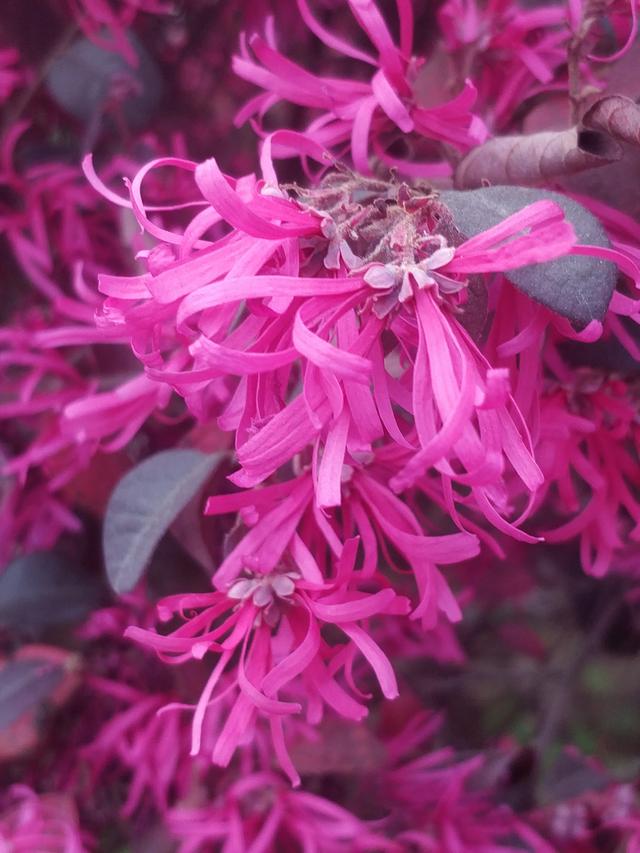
[{"left": 534, "top": 596, "right": 621, "bottom": 757}]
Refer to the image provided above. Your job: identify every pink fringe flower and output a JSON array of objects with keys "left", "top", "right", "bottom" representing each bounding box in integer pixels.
[
  {"left": 437, "top": 0, "right": 569, "bottom": 130},
  {"left": 0, "top": 786, "right": 88, "bottom": 853},
  {"left": 81, "top": 680, "right": 187, "bottom": 819},
  {"left": 535, "top": 370, "right": 640, "bottom": 577},
  {"left": 168, "top": 771, "right": 394, "bottom": 852},
  {"left": 126, "top": 538, "right": 410, "bottom": 785},
  {"left": 233, "top": 0, "right": 489, "bottom": 176},
  {"left": 204, "top": 454, "right": 479, "bottom": 629},
  {"left": 388, "top": 748, "right": 551, "bottom": 851},
  {"left": 90, "top": 149, "right": 583, "bottom": 539}
]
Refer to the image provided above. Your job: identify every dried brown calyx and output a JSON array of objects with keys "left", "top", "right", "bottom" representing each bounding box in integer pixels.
[{"left": 287, "top": 169, "right": 485, "bottom": 327}]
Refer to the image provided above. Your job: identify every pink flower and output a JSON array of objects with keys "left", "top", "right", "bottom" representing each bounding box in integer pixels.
[
  {"left": 0, "top": 133, "right": 124, "bottom": 311},
  {"left": 81, "top": 681, "right": 187, "bottom": 818},
  {"left": 168, "top": 771, "right": 395, "bottom": 852},
  {"left": 0, "top": 786, "right": 88, "bottom": 853},
  {"left": 386, "top": 745, "right": 549, "bottom": 851},
  {"left": 0, "top": 478, "right": 81, "bottom": 568},
  {"left": 233, "top": 0, "right": 488, "bottom": 175},
  {"left": 0, "top": 322, "right": 173, "bottom": 480},
  {"left": 0, "top": 47, "right": 25, "bottom": 103},
  {"left": 535, "top": 370, "right": 640, "bottom": 577},
  {"left": 93, "top": 150, "right": 581, "bottom": 537},
  {"left": 67, "top": 0, "right": 172, "bottom": 65},
  {"left": 0, "top": 313, "right": 176, "bottom": 563},
  {"left": 437, "top": 0, "right": 569, "bottom": 129},
  {"left": 126, "top": 538, "right": 410, "bottom": 785},
  {"left": 204, "top": 457, "right": 479, "bottom": 629}
]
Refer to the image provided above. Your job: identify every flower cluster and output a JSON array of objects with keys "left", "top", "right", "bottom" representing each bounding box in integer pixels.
[{"left": 2, "top": 0, "right": 640, "bottom": 850}]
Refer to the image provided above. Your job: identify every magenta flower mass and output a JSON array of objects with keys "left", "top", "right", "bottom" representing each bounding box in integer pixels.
[{"left": 2, "top": 0, "right": 640, "bottom": 850}]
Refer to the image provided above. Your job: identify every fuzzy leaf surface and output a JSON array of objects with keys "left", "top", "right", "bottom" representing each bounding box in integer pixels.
[
  {"left": 103, "top": 449, "right": 222, "bottom": 594},
  {"left": 0, "top": 552, "right": 104, "bottom": 634},
  {"left": 441, "top": 186, "right": 617, "bottom": 326}
]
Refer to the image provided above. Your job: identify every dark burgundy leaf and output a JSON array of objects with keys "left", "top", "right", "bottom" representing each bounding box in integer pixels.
[
  {"left": 429, "top": 196, "right": 489, "bottom": 340},
  {"left": 0, "top": 552, "right": 104, "bottom": 634},
  {"left": 103, "top": 449, "right": 223, "bottom": 594},
  {"left": 441, "top": 186, "right": 618, "bottom": 326},
  {"left": 454, "top": 127, "right": 621, "bottom": 189},
  {"left": 0, "top": 659, "right": 63, "bottom": 730},
  {"left": 46, "top": 35, "right": 162, "bottom": 129},
  {"left": 582, "top": 94, "right": 640, "bottom": 146},
  {"left": 543, "top": 749, "right": 610, "bottom": 802}
]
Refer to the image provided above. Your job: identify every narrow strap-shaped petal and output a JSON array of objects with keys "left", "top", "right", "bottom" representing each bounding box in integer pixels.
[
  {"left": 213, "top": 692, "right": 257, "bottom": 767},
  {"left": 149, "top": 233, "right": 274, "bottom": 304},
  {"left": 395, "top": 0, "right": 413, "bottom": 56},
  {"left": 190, "top": 649, "right": 233, "bottom": 756},
  {"left": 290, "top": 533, "right": 325, "bottom": 584},
  {"left": 309, "top": 588, "right": 397, "bottom": 622},
  {"left": 177, "top": 275, "right": 360, "bottom": 329},
  {"left": 237, "top": 633, "right": 301, "bottom": 715},
  {"left": 341, "top": 623, "right": 399, "bottom": 699},
  {"left": 99, "top": 272, "right": 151, "bottom": 299},
  {"left": 195, "top": 157, "right": 316, "bottom": 239},
  {"left": 371, "top": 69, "right": 414, "bottom": 132},
  {"left": 347, "top": 0, "right": 406, "bottom": 85},
  {"left": 351, "top": 96, "right": 378, "bottom": 174},
  {"left": 571, "top": 243, "right": 640, "bottom": 285},
  {"left": 296, "top": 0, "right": 377, "bottom": 65},
  {"left": 205, "top": 479, "right": 300, "bottom": 516},
  {"left": 307, "top": 658, "right": 368, "bottom": 720},
  {"left": 316, "top": 406, "right": 350, "bottom": 508},
  {"left": 412, "top": 290, "right": 477, "bottom": 465},
  {"left": 446, "top": 200, "right": 575, "bottom": 273},
  {"left": 190, "top": 336, "right": 298, "bottom": 376},
  {"left": 245, "top": 800, "right": 284, "bottom": 853},
  {"left": 293, "top": 308, "right": 373, "bottom": 382},
  {"left": 370, "top": 340, "right": 415, "bottom": 449},
  {"left": 261, "top": 609, "right": 321, "bottom": 696},
  {"left": 269, "top": 716, "right": 301, "bottom": 787}
]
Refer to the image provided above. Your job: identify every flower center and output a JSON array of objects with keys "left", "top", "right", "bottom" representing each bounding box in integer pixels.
[
  {"left": 289, "top": 170, "right": 464, "bottom": 314},
  {"left": 227, "top": 570, "right": 299, "bottom": 626}
]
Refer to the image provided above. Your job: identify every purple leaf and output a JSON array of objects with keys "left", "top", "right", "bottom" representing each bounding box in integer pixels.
[
  {"left": 0, "top": 659, "right": 63, "bottom": 730},
  {"left": 103, "top": 449, "right": 223, "bottom": 594},
  {"left": 441, "top": 186, "right": 617, "bottom": 327},
  {"left": 46, "top": 35, "right": 162, "bottom": 130},
  {"left": 0, "top": 552, "right": 104, "bottom": 634},
  {"left": 455, "top": 127, "right": 621, "bottom": 189},
  {"left": 582, "top": 95, "right": 640, "bottom": 147}
]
